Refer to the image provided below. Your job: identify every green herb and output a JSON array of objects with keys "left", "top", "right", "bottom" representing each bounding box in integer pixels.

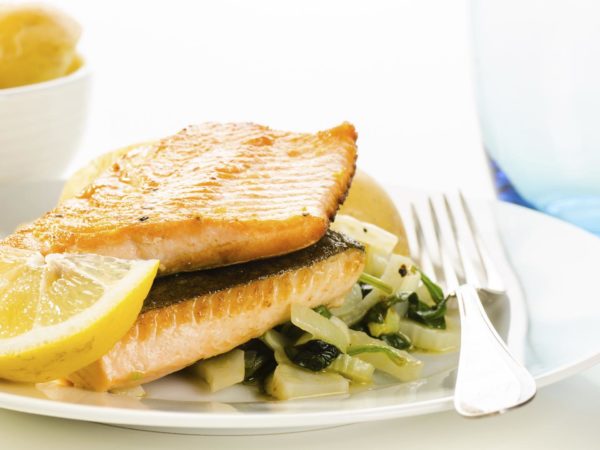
[
  {"left": 419, "top": 270, "right": 444, "bottom": 304},
  {"left": 379, "top": 332, "right": 412, "bottom": 350},
  {"left": 350, "top": 322, "right": 370, "bottom": 334},
  {"left": 313, "top": 305, "right": 332, "bottom": 319},
  {"left": 285, "top": 340, "right": 341, "bottom": 371},
  {"left": 347, "top": 346, "right": 406, "bottom": 366},
  {"left": 276, "top": 322, "right": 304, "bottom": 341},
  {"left": 239, "top": 339, "right": 276, "bottom": 383},
  {"left": 363, "top": 292, "right": 411, "bottom": 325},
  {"left": 406, "top": 291, "right": 448, "bottom": 329},
  {"left": 358, "top": 273, "right": 393, "bottom": 295}
]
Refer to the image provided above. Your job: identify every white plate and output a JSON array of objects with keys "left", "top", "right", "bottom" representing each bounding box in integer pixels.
[{"left": 0, "top": 181, "right": 599, "bottom": 435}]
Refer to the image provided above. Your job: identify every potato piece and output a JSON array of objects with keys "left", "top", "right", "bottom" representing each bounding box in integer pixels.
[
  {"left": 339, "top": 170, "right": 409, "bottom": 255},
  {"left": 0, "top": 4, "right": 81, "bottom": 88}
]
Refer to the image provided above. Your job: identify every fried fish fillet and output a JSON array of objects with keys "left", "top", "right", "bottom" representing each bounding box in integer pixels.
[
  {"left": 68, "top": 231, "right": 365, "bottom": 391},
  {"left": 2, "top": 122, "right": 357, "bottom": 274}
]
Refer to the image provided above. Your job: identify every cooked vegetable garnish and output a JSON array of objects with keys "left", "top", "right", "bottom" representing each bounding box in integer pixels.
[
  {"left": 191, "top": 349, "right": 245, "bottom": 392},
  {"left": 285, "top": 339, "right": 341, "bottom": 371},
  {"left": 347, "top": 330, "right": 422, "bottom": 381},
  {"left": 367, "top": 308, "right": 401, "bottom": 337},
  {"left": 419, "top": 270, "right": 445, "bottom": 305},
  {"left": 189, "top": 216, "right": 457, "bottom": 399},
  {"left": 239, "top": 339, "right": 276, "bottom": 383},
  {"left": 328, "top": 353, "right": 374, "bottom": 383},
  {"left": 291, "top": 304, "right": 350, "bottom": 352},
  {"left": 313, "top": 305, "right": 333, "bottom": 319},
  {"left": 398, "top": 318, "right": 459, "bottom": 352},
  {"left": 358, "top": 273, "right": 393, "bottom": 295},
  {"left": 265, "top": 363, "right": 349, "bottom": 400},
  {"left": 406, "top": 291, "right": 448, "bottom": 329},
  {"left": 379, "top": 332, "right": 412, "bottom": 350}
]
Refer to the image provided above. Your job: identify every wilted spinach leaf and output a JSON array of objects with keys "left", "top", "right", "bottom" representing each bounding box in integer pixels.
[
  {"left": 380, "top": 332, "right": 412, "bottom": 350},
  {"left": 239, "top": 339, "right": 276, "bottom": 383},
  {"left": 285, "top": 340, "right": 340, "bottom": 371}
]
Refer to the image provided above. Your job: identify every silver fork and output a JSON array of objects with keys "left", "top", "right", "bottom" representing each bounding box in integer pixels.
[{"left": 409, "top": 193, "right": 537, "bottom": 418}]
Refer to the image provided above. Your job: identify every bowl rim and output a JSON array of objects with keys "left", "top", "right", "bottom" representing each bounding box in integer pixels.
[{"left": 0, "top": 57, "right": 90, "bottom": 97}]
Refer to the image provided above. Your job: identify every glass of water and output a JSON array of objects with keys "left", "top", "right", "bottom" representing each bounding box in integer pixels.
[{"left": 470, "top": 0, "right": 600, "bottom": 235}]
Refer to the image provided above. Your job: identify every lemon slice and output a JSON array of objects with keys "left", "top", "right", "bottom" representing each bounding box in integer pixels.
[{"left": 0, "top": 246, "right": 158, "bottom": 382}]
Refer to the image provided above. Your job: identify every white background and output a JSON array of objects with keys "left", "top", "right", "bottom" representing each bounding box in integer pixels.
[
  {"left": 3, "top": 0, "right": 599, "bottom": 448},
  {"left": 56, "top": 0, "right": 492, "bottom": 196}
]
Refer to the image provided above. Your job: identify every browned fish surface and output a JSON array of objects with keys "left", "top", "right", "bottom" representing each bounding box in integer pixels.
[
  {"left": 2, "top": 122, "right": 357, "bottom": 274},
  {"left": 68, "top": 231, "right": 365, "bottom": 391}
]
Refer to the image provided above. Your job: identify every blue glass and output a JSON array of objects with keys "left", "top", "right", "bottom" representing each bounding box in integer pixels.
[
  {"left": 471, "top": 0, "right": 600, "bottom": 236},
  {"left": 486, "top": 156, "right": 533, "bottom": 209}
]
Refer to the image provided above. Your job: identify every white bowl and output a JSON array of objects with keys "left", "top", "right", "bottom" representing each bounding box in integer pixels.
[{"left": 0, "top": 62, "right": 91, "bottom": 183}]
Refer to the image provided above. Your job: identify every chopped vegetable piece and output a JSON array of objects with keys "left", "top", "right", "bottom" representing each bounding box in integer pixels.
[
  {"left": 419, "top": 270, "right": 444, "bottom": 304},
  {"left": 358, "top": 273, "right": 393, "bottom": 295},
  {"left": 331, "top": 214, "right": 398, "bottom": 257},
  {"left": 276, "top": 322, "right": 305, "bottom": 341},
  {"left": 330, "top": 283, "right": 363, "bottom": 320},
  {"left": 239, "top": 339, "right": 276, "bottom": 383},
  {"left": 265, "top": 363, "right": 349, "bottom": 400},
  {"left": 313, "top": 305, "right": 333, "bottom": 319},
  {"left": 379, "top": 254, "right": 418, "bottom": 294},
  {"left": 191, "top": 349, "right": 245, "bottom": 392},
  {"left": 291, "top": 304, "right": 350, "bottom": 352},
  {"left": 398, "top": 318, "right": 459, "bottom": 352},
  {"left": 285, "top": 340, "right": 340, "bottom": 371},
  {"left": 356, "top": 350, "right": 422, "bottom": 382},
  {"left": 347, "top": 330, "right": 422, "bottom": 381},
  {"left": 367, "top": 308, "right": 401, "bottom": 337},
  {"left": 335, "top": 286, "right": 401, "bottom": 327},
  {"left": 261, "top": 329, "right": 290, "bottom": 353},
  {"left": 328, "top": 354, "right": 374, "bottom": 383},
  {"left": 365, "top": 247, "right": 389, "bottom": 277},
  {"left": 379, "top": 332, "right": 412, "bottom": 350},
  {"left": 406, "top": 291, "right": 448, "bottom": 329}
]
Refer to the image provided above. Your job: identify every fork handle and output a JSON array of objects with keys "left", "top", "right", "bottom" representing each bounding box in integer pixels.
[{"left": 453, "top": 284, "right": 537, "bottom": 417}]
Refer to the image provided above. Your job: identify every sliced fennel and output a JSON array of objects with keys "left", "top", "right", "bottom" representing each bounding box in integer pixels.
[
  {"left": 328, "top": 354, "right": 374, "bottom": 383},
  {"left": 261, "top": 329, "right": 292, "bottom": 364},
  {"left": 347, "top": 330, "right": 423, "bottom": 381},
  {"left": 191, "top": 349, "right": 245, "bottom": 392},
  {"left": 265, "top": 363, "right": 349, "bottom": 400},
  {"left": 291, "top": 304, "right": 349, "bottom": 352},
  {"left": 379, "top": 253, "right": 419, "bottom": 294},
  {"left": 397, "top": 318, "right": 460, "bottom": 352},
  {"left": 358, "top": 273, "right": 393, "bottom": 295},
  {"left": 331, "top": 283, "right": 362, "bottom": 316},
  {"left": 368, "top": 308, "right": 401, "bottom": 337},
  {"left": 331, "top": 214, "right": 398, "bottom": 254}
]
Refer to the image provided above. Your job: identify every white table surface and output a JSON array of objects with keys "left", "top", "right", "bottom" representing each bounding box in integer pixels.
[{"left": 2, "top": 0, "right": 598, "bottom": 447}]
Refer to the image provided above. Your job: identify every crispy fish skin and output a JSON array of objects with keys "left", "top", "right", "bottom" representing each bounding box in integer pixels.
[
  {"left": 2, "top": 122, "right": 357, "bottom": 274},
  {"left": 68, "top": 231, "right": 364, "bottom": 391}
]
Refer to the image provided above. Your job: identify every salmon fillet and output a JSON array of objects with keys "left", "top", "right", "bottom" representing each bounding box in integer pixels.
[
  {"left": 68, "top": 231, "right": 365, "bottom": 391},
  {"left": 2, "top": 122, "right": 358, "bottom": 274}
]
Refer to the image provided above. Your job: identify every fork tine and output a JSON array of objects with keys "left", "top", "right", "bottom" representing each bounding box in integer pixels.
[
  {"left": 428, "top": 196, "right": 463, "bottom": 288},
  {"left": 410, "top": 204, "right": 435, "bottom": 278},
  {"left": 410, "top": 203, "right": 445, "bottom": 289},
  {"left": 457, "top": 191, "right": 491, "bottom": 286}
]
